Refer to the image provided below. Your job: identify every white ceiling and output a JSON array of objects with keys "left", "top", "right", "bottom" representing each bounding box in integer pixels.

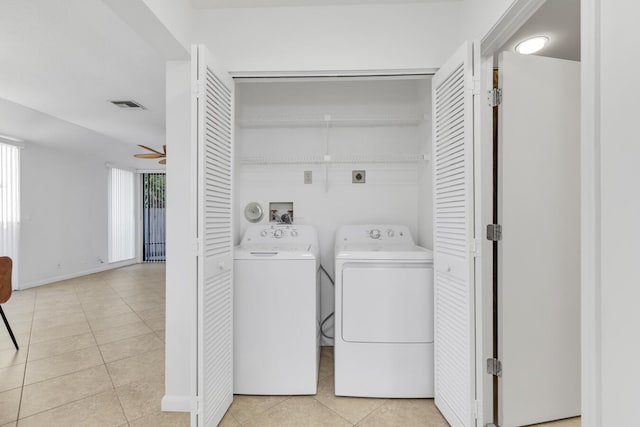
[
  {"left": 503, "top": 0, "right": 580, "bottom": 61},
  {"left": 0, "top": 0, "right": 167, "bottom": 162},
  {"left": 191, "top": 0, "right": 458, "bottom": 8}
]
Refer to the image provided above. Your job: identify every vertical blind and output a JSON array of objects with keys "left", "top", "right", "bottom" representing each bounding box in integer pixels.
[
  {"left": 108, "top": 167, "right": 135, "bottom": 263},
  {"left": 142, "top": 173, "right": 165, "bottom": 262},
  {"left": 0, "top": 143, "right": 20, "bottom": 287}
]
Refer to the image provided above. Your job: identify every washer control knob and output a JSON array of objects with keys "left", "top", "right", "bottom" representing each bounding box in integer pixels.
[
  {"left": 369, "top": 229, "right": 381, "bottom": 239},
  {"left": 273, "top": 229, "right": 284, "bottom": 239},
  {"left": 260, "top": 230, "right": 268, "bottom": 237},
  {"left": 387, "top": 229, "right": 395, "bottom": 238},
  {"left": 291, "top": 230, "right": 298, "bottom": 237}
]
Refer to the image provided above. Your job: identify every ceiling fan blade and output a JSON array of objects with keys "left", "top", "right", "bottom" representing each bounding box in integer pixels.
[
  {"left": 159, "top": 158, "right": 166, "bottom": 165},
  {"left": 134, "top": 153, "right": 163, "bottom": 159},
  {"left": 137, "top": 144, "right": 164, "bottom": 155},
  {"left": 163, "top": 145, "right": 166, "bottom": 155}
]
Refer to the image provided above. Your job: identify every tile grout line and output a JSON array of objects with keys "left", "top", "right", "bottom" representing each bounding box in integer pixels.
[
  {"left": 14, "top": 270, "right": 164, "bottom": 424},
  {"left": 107, "top": 279, "right": 166, "bottom": 343},
  {"left": 7, "top": 266, "right": 170, "bottom": 426},
  {"left": 77, "top": 277, "right": 130, "bottom": 424},
  {"left": 14, "top": 288, "right": 37, "bottom": 426},
  {"left": 310, "top": 395, "right": 359, "bottom": 426},
  {"left": 95, "top": 270, "right": 167, "bottom": 423},
  {"left": 10, "top": 289, "right": 97, "bottom": 422},
  {"left": 236, "top": 396, "right": 295, "bottom": 426},
  {"left": 15, "top": 368, "right": 117, "bottom": 423}
]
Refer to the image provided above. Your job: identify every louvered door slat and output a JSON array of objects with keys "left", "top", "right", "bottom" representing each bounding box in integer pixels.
[
  {"left": 195, "top": 44, "right": 235, "bottom": 427},
  {"left": 432, "top": 42, "right": 475, "bottom": 427}
]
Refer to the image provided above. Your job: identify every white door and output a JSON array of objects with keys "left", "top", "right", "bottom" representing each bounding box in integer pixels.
[
  {"left": 432, "top": 41, "right": 477, "bottom": 427},
  {"left": 498, "top": 52, "right": 580, "bottom": 427},
  {"left": 193, "top": 44, "right": 235, "bottom": 427}
]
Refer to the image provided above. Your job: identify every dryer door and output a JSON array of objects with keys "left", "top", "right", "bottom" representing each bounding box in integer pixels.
[{"left": 341, "top": 263, "right": 433, "bottom": 343}]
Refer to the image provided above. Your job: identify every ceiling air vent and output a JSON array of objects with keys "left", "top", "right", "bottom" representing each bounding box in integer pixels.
[{"left": 110, "top": 100, "right": 146, "bottom": 110}]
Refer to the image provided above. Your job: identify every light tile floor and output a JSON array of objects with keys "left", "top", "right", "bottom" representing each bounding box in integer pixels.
[
  {"left": 0, "top": 264, "right": 582, "bottom": 427},
  {"left": 222, "top": 346, "right": 581, "bottom": 427},
  {"left": 0, "top": 263, "right": 184, "bottom": 427}
]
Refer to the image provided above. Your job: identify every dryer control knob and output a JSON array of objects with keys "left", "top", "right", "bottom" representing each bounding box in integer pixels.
[
  {"left": 273, "top": 229, "right": 284, "bottom": 239},
  {"left": 260, "top": 230, "right": 268, "bottom": 237},
  {"left": 369, "top": 229, "right": 381, "bottom": 239},
  {"left": 291, "top": 230, "right": 298, "bottom": 237},
  {"left": 387, "top": 229, "right": 395, "bottom": 238}
]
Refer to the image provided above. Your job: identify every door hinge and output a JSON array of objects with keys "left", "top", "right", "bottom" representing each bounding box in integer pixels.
[
  {"left": 194, "top": 237, "right": 203, "bottom": 256},
  {"left": 488, "top": 88, "right": 502, "bottom": 107},
  {"left": 471, "top": 238, "right": 481, "bottom": 258},
  {"left": 193, "top": 81, "right": 205, "bottom": 99},
  {"left": 486, "top": 224, "right": 502, "bottom": 241},
  {"left": 474, "top": 399, "right": 483, "bottom": 419},
  {"left": 487, "top": 358, "right": 502, "bottom": 377},
  {"left": 191, "top": 396, "right": 201, "bottom": 413},
  {"left": 469, "top": 76, "right": 481, "bottom": 95}
]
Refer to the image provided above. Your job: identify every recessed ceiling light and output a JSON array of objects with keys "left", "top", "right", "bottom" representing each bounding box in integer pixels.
[{"left": 515, "top": 36, "right": 549, "bottom": 55}]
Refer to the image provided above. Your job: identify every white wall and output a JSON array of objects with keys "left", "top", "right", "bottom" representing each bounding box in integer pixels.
[
  {"left": 0, "top": 97, "right": 145, "bottom": 289},
  {"left": 163, "top": 61, "right": 195, "bottom": 412},
  {"left": 583, "top": 1, "right": 640, "bottom": 425},
  {"left": 139, "top": 0, "right": 194, "bottom": 53},
  {"left": 20, "top": 146, "right": 110, "bottom": 286},
  {"left": 235, "top": 78, "right": 432, "bottom": 341},
  {"left": 461, "top": 0, "right": 517, "bottom": 40},
  {"left": 193, "top": 2, "right": 465, "bottom": 73},
  {"left": 416, "top": 79, "right": 433, "bottom": 248}
]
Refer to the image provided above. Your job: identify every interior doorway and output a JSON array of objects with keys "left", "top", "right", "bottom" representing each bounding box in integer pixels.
[{"left": 481, "top": 0, "right": 582, "bottom": 426}]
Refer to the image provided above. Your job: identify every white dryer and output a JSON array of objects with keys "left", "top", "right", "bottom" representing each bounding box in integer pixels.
[
  {"left": 234, "top": 224, "right": 320, "bottom": 395},
  {"left": 334, "top": 225, "right": 434, "bottom": 398}
]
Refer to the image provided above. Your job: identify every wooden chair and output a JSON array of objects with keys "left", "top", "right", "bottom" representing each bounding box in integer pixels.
[{"left": 0, "top": 257, "right": 19, "bottom": 350}]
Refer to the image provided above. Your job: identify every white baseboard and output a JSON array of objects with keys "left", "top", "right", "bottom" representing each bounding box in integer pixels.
[
  {"left": 161, "top": 395, "right": 192, "bottom": 412},
  {"left": 18, "top": 259, "right": 140, "bottom": 290}
]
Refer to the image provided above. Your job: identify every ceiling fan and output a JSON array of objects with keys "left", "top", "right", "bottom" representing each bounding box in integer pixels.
[{"left": 134, "top": 144, "right": 166, "bottom": 164}]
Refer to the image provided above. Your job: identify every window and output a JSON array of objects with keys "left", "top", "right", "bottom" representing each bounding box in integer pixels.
[
  {"left": 0, "top": 142, "right": 20, "bottom": 287},
  {"left": 142, "top": 173, "right": 166, "bottom": 262},
  {"left": 108, "top": 167, "right": 135, "bottom": 262}
]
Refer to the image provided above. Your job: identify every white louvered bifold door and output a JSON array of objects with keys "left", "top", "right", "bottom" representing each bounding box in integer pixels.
[
  {"left": 193, "top": 44, "right": 235, "bottom": 427},
  {"left": 432, "top": 42, "right": 476, "bottom": 427}
]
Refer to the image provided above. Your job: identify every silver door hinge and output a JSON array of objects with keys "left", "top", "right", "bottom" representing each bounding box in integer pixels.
[
  {"left": 486, "top": 224, "right": 502, "bottom": 241},
  {"left": 487, "top": 358, "right": 502, "bottom": 377},
  {"left": 488, "top": 88, "right": 502, "bottom": 107},
  {"left": 193, "top": 81, "right": 205, "bottom": 98}
]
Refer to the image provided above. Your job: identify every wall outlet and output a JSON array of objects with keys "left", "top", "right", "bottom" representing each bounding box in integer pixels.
[
  {"left": 304, "top": 170, "right": 312, "bottom": 184},
  {"left": 352, "top": 170, "right": 366, "bottom": 184}
]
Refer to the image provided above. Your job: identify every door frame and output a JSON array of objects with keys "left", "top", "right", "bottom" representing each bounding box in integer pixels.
[{"left": 475, "top": 0, "right": 549, "bottom": 424}]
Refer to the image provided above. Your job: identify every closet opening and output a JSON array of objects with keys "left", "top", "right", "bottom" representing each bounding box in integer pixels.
[{"left": 233, "top": 75, "right": 434, "bottom": 344}]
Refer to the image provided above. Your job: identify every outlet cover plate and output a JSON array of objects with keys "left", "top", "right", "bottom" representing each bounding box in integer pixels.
[
  {"left": 304, "top": 170, "right": 312, "bottom": 184},
  {"left": 352, "top": 170, "right": 366, "bottom": 184}
]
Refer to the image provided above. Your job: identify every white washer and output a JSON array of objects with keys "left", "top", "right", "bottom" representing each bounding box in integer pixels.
[
  {"left": 334, "top": 225, "right": 434, "bottom": 398},
  {"left": 234, "top": 224, "right": 320, "bottom": 395}
]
